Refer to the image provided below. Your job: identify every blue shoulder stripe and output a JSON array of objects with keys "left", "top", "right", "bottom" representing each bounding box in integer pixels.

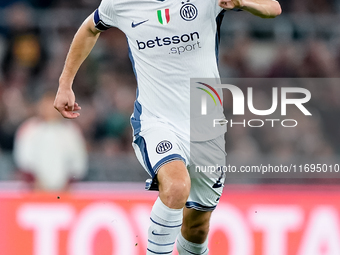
[{"left": 94, "top": 9, "right": 112, "bottom": 31}]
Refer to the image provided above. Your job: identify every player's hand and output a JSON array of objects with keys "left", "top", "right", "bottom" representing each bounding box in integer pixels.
[
  {"left": 219, "top": 0, "right": 243, "bottom": 9},
  {"left": 54, "top": 87, "right": 81, "bottom": 119}
]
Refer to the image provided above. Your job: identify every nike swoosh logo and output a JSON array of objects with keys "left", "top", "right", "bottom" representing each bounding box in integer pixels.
[
  {"left": 151, "top": 230, "right": 169, "bottom": 236},
  {"left": 131, "top": 19, "right": 149, "bottom": 28}
]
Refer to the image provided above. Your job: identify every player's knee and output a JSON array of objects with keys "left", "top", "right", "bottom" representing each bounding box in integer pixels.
[
  {"left": 168, "top": 179, "right": 190, "bottom": 198},
  {"left": 157, "top": 161, "right": 191, "bottom": 209},
  {"left": 157, "top": 160, "right": 191, "bottom": 208},
  {"left": 161, "top": 177, "right": 190, "bottom": 208}
]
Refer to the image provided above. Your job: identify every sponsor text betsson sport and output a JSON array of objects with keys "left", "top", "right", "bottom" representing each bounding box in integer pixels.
[{"left": 136, "top": 31, "right": 201, "bottom": 55}]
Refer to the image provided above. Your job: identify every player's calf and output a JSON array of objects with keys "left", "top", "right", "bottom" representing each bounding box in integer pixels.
[
  {"left": 177, "top": 209, "right": 212, "bottom": 254},
  {"left": 181, "top": 208, "right": 211, "bottom": 243},
  {"left": 147, "top": 197, "right": 183, "bottom": 255},
  {"left": 146, "top": 161, "right": 190, "bottom": 254}
]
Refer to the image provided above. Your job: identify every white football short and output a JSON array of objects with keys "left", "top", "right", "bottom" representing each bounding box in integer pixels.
[{"left": 132, "top": 122, "right": 226, "bottom": 211}]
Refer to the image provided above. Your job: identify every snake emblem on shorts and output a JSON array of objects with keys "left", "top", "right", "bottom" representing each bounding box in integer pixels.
[{"left": 156, "top": 140, "right": 173, "bottom": 154}]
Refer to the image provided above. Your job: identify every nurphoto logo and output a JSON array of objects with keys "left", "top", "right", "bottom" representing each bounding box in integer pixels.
[{"left": 198, "top": 83, "right": 312, "bottom": 130}]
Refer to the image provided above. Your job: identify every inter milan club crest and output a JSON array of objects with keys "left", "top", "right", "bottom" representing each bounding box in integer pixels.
[
  {"left": 157, "top": 9, "right": 170, "bottom": 25},
  {"left": 180, "top": 1, "right": 198, "bottom": 21},
  {"left": 156, "top": 141, "right": 173, "bottom": 154}
]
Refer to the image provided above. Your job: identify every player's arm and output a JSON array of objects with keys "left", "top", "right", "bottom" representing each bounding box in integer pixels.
[
  {"left": 219, "top": 0, "right": 282, "bottom": 18},
  {"left": 54, "top": 13, "right": 101, "bottom": 119}
]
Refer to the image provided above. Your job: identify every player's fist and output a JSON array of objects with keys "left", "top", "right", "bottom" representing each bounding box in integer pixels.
[
  {"left": 54, "top": 87, "right": 81, "bottom": 119},
  {"left": 219, "top": 0, "right": 243, "bottom": 9}
]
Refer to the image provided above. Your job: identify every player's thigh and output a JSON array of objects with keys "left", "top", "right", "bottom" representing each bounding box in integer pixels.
[
  {"left": 132, "top": 126, "right": 188, "bottom": 179},
  {"left": 157, "top": 160, "right": 190, "bottom": 192},
  {"left": 187, "top": 134, "right": 226, "bottom": 211}
]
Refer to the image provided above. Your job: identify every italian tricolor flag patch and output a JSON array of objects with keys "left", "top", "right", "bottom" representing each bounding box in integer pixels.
[{"left": 157, "top": 9, "right": 170, "bottom": 25}]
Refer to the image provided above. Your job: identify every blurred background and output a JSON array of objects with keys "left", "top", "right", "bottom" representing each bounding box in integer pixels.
[{"left": 0, "top": 1, "right": 340, "bottom": 255}]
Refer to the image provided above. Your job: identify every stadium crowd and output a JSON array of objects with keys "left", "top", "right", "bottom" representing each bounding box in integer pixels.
[{"left": 0, "top": 0, "right": 339, "bottom": 185}]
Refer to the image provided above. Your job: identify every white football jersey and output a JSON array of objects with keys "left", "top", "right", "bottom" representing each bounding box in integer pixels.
[{"left": 94, "top": 0, "right": 226, "bottom": 141}]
